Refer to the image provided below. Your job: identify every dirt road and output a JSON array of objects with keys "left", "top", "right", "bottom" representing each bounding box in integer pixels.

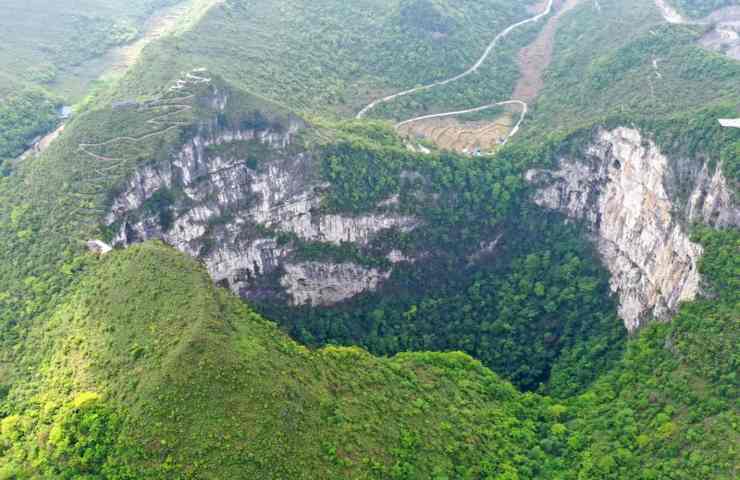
[
  {"left": 357, "top": 0, "right": 554, "bottom": 120},
  {"left": 18, "top": 0, "right": 220, "bottom": 161}
]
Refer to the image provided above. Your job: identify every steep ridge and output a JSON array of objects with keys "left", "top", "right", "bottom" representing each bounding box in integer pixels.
[
  {"left": 528, "top": 127, "right": 739, "bottom": 331},
  {"left": 1, "top": 242, "right": 552, "bottom": 478}
]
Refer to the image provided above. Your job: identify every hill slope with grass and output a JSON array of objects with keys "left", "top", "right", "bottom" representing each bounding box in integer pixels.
[{"left": 1, "top": 234, "right": 737, "bottom": 479}]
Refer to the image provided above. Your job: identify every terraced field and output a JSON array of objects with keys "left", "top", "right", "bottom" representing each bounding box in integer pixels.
[
  {"left": 392, "top": 0, "right": 583, "bottom": 155},
  {"left": 398, "top": 111, "right": 515, "bottom": 154}
]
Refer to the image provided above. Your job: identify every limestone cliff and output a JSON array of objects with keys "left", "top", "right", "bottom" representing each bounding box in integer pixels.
[
  {"left": 106, "top": 106, "right": 419, "bottom": 305},
  {"left": 528, "top": 127, "right": 739, "bottom": 331},
  {"left": 280, "top": 262, "right": 391, "bottom": 306}
]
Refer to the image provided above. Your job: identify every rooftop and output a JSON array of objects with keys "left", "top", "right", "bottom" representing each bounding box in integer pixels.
[{"left": 718, "top": 118, "right": 740, "bottom": 128}]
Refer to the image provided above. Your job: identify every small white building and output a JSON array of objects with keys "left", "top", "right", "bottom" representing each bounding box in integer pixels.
[{"left": 719, "top": 118, "right": 740, "bottom": 128}]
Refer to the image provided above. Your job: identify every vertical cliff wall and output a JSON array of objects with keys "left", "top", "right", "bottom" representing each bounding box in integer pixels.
[{"left": 528, "top": 127, "right": 739, "bottom": 331}]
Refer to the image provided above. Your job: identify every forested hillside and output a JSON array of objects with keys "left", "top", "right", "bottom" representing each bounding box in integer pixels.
[
  {"left": 118, "top": 0, "right": 536, "bottom": 119},
  {"left": 0, "top": 0, "right": 738, "bottom": 477},
  {"left": 0, "top": 0, "right": 206, "bottom": 161},
  {"left": 0, "top": 230, "right": 736, "bottom": 479},
  {"left": 0, "top": 0, "right": 159, "bottom": 91},
  {"left": 672, "top": 0, "right": 739, "bottom": 18}
]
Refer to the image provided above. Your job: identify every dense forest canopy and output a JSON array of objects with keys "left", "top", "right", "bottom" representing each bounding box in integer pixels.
[{"left": 672, "top": 0, "right": 739, "bottom": 18}]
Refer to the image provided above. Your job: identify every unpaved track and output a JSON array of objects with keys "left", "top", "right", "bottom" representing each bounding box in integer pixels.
[
  {"left": 357, "top": 0, "right": 554, "bottom": 145},
  {"left": 67, "top": 71, "right": 210, "bottom": 222},
  {"left": 21, "top": 0, "right": 220, "bottom": 162},
  {"left": 71, "top": 71, "right": 210, "bottom": 214},
  {"left": 78, "top": 72, "right": 211, "bottom": 164}
]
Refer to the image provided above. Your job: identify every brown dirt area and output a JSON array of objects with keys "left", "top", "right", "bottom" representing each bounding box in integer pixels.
[
  {"left": 107, "top": 0, "right": 220, "bottom": 75},
  {"left": 513, "top": 0, "right": 582, "bottom": 103},
  {"left": 398, "top": 0, "right": 580, "bottom": 154},
  {"left": 398, "top": 113, "right": 515, "bottom": 154}
]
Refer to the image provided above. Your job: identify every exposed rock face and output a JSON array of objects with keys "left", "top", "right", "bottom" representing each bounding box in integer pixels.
[
  {"left": 280, "top": 262, "right": 391, "bottom": 306},
  {"left": 685, "top": 161, "right": 740, "bottom": 227},
  {"left": 107, "top": 111, "right": 419, "bottom": 305},
  {"left": 699, "top": 7, "right": 740, "bottom": 61},
  {"left": 528, "top": 127, "right": 739, "bottom": 331},
  {"left": 655, "top": 0, "right": 740, "bottom": 61}
]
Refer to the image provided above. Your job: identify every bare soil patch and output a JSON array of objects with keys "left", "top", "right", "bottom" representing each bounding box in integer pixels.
[
  {"left": 699, "top": 7, "right": 740, "bottom": 61},
  {"left": 513, "top": 0, "right": 582, "bottom": 103},
  {"left": 398, "top": 114, "right": 515, "bottom": 155}
]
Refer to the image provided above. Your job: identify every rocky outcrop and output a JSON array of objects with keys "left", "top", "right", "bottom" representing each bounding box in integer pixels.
[
  {"left": 280, "top": 262, "right": 391, "bottom": 306},
  {"left": 655, "top": 0, "right": 740, "bottom": 61},
  {"left": 699, "top": 7, "right": 740, "bottom": 61},
  {"left": 528, "top": 127, "right": 739, "bottom": 331},
  {"left": 685, "top": 161, "right": 740, "bottom": 227},
  {"left": 106, "top": 108, "right": 419, "bottom": 306}
]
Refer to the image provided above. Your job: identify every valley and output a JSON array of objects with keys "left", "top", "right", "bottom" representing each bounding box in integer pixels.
[
  {"left": 0, "top": 0, "right": 738, "bottom": 478},
  {"left": 13, "top": 0, "right": 221, "bottom": 161}
]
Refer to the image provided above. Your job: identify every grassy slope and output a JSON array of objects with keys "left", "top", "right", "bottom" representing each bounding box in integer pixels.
[
  {"left": 2, "top": 243, "right": 552, "bottom": 479},
  {"left": 0, "top": 75, "right": 283, "bottom": 344},
  {"left": 525, "top": 0, "right": 740, "bottom": 132},
  {"left": 0, "top": 0, "right": 181, "bottom": 95},
  {"left": 1, "top": 236, "right": 736, "bottom": 479},
  {"left": 0, "top": 0, "right": 737, "bottom": 477},
  {"left": 0, "top": 77, "right": 736, "bottom": 477},
  {"left": 0, "top": 0, "right": 186, "bottom": 160}
]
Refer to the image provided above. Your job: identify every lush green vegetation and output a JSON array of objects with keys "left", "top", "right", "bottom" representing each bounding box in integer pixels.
[
  {"left": 526, "top": 1, "right": 740, "bottom": 130},
  {"left": 272, "top": 208, "right": 626, "bottom": 396},
  {"left": 120, "top": 0, "right": 539, "bottom": 119},
  {"left": 520, "top": 0, "right": 740, "bottom": 185},
  {"left": 0, "top": 0, "right": 738, "bottom": 477},
  {"left": 0, "top": 0, "right": 191, "bottom": 163},
  {"left": 0, "top": 230, "right": 736, "bottom": 478},
  {"left": 560, "top": 227, "right": 739, "bottom": 479},
  {"left": 243, "top": 122, "right": 624, "bottom": 395},
  {"left": 0, "top": 0, "right": 181, "bottom": 94},
  {"left": 0, "top": 243, "right": 555, "bottom": 478},
  {"left": 0, "top": 88, "right": 60, "bottom": 160},
  {"left": 672, "top": 0, "right": 739, "bottom": 18}
]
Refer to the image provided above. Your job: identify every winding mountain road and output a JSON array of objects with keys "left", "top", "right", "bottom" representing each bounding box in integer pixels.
[
  {"left": 73, "top": 70, "right": 210, "bottom": 206},
  {"left": 78, "top": 71, "right": 211, "bottom": 164},
  {"left": 396, "top": 100, "right": 528, "bottom": 145},
  {"left": 357, "top": 0, "right": 554, "bottom": 144}
]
